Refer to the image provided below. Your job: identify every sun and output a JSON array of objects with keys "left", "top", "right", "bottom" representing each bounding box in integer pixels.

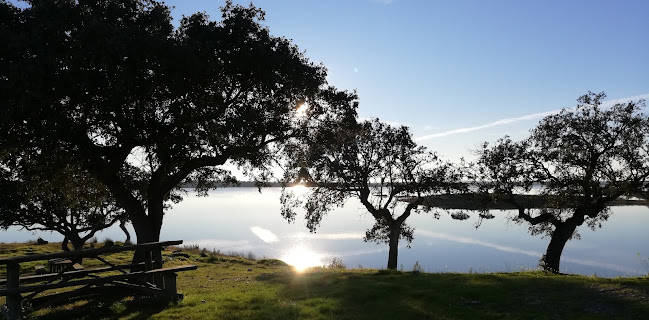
[
  {"left": 281, "top": 246, "right": 324, "bottom": 272},
  {"left": 296, "top": 102, "right": 308, "bottom": 117}
]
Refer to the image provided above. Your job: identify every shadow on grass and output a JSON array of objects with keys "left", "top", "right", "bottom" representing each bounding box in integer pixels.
[
  {"left": 254, "top": 270, "right": 649, "bottom": 319},
  {"left": 23, "top": 269, "right": 649, "bottom": 319},
  {"left": 27, "top": 286, "right": 171, "bottom": 320}
]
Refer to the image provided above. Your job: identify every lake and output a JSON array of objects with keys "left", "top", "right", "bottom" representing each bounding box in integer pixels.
[{"left": 2, "top": 188, "right": 648, "bottom": 277}]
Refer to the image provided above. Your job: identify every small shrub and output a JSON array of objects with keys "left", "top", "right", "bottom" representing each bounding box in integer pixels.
[
  {"left": 184, "top": 244, "right": 200, "bottom": 251},
  {"left": 257, "top": 259, "right": 288, "bottom": 267},
  {"left": 226, "top": 250, "right": 240, "bottom": 258},
  {"left": 412, "top": 261, "right": 423, "bottom": 273},
  {"left": 103, "top": 238, "right": 115, "bottom": 247},
  {"left": 89, "top": 237, "right": 98, "bottom": 248},
  {"left": 327, "top": 258, "right": 345, "bottom": 269},
  {"left": 206, "top": 255, "right": 221, "bottom": 263},
  {"left": 246, "top": 251, "right": 257, "bottom": 261},
  {"left": 638, "top": 253, "right": 649, "bottom": 275}
]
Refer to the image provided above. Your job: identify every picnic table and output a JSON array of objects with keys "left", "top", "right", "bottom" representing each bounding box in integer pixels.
[{"left": 0, "top": 240, "right": 197, "bottom": 320}]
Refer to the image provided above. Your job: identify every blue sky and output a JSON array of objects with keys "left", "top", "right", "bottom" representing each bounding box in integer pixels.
[
  {"left": 163, "top": 0, "right": 648, "bottom": 161},
  {"left": 12, "top": 0, "right": 647, "bottom": 161}
]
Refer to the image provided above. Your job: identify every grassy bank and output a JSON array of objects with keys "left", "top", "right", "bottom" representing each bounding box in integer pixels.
[{"left": 1, "top": 242, "right": 648, "bottom": 319}]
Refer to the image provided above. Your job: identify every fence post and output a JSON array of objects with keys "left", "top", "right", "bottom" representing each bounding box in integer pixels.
[{"left": 5, "top": 262, "right": 22, "bottom": 320}]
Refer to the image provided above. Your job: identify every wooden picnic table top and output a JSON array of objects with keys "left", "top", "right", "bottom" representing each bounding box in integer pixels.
[{"left": 0, "top": 240, "right": 183, "bottom": 265}]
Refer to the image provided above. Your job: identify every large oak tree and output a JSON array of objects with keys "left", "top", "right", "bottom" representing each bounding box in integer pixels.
[
  {"left": 472, "top": 92, "right": 649, "bottom": 273},
  {"left": 1, "top": 0, "right": 357, "bottom": 263}
]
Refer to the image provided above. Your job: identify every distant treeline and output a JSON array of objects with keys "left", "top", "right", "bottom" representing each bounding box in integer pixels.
[
  {"left": 414, "top": 194, "right": 649, "bottom": 211},
  {"left": 180, "top": 181, "right": 286, "bottom": 188}
]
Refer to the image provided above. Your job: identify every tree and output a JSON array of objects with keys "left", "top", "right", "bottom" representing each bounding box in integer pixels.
[
  {"left": 473, "top": 92, "right": 649, "bottom": 273},
  {"left": 281, "top": 119, "right": 458, "bottom": 269},
  {"left": 1, "top": 0, "right": 357, "bottom": 263},
  {"left": 0, "top": 150, "right": 126, "bottom": 252}
]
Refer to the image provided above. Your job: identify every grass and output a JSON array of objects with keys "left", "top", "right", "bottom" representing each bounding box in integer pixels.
[{"left": 1, "top": 242, "right": 648, "bottom": 319}]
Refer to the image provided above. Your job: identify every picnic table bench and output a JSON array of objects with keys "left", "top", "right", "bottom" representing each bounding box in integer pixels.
[{"left": 0, "top": 240, "right": 197, "bottom": 320}]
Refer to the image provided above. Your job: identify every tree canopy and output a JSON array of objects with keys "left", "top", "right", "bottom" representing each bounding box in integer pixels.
[
  {"left": 1, "top": 0, "right": 357, "bottom": 259},
  {"left": 0, "top": 149, "right": 125, "bottom": 251},
  {"left": 472, "top": 92, "right": 649, "bottom": 273},
  {"left": 281, "top": 119, "right": 458, "bottom": 269}
]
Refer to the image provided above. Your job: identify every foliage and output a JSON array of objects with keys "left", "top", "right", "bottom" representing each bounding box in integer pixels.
[
  {"left": 0, "top": 151, "right": 125, "bottom": 252},
  {"left": 281, "top": 119, "right": 459, "bottom": 269},
  {"left": 103, "top": 238, "right": 115, "bottom": 248},
  {"left": 1, "top": 0, "right": 357, "bottom": 249},
  {"left": 412, "top": 261, "right": 423, "bottom": 273},
  {"left": 472, "top": 92, "right": 649, "bottom": 273},
  {"left": 327, "top": 258, "right": 346, "bottom": 269}
]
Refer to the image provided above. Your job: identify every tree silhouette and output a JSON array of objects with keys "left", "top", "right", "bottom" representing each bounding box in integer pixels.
[
  {"left": 472, "top": 92, "right": 649, "bottom": 273},
  {"left": 1, "top": 0, "right": 357, "bottom": 263},
  {"left": 0, "top": 150, "right": 125, "bottom": 252},
  {"left": 281, "top": 119, "right": 458, "bottom": 269}
]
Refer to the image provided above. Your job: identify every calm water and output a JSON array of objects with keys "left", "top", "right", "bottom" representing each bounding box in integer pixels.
[{"left": 2, "top": 188, "right": 648, "bottom": 277}]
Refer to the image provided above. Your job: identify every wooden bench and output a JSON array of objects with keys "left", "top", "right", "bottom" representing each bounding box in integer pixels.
[{"left": 0, "top": 240, "right": 197, "bottom": 320}]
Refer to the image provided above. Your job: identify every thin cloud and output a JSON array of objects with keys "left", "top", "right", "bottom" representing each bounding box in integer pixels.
[
  {"left": 415, "top": 110, "right": 561, "bottom": 141},
  {"left": 417, "top": 229, "right": 542, "bottom": 257},
  {"left": 334, "top": 247, "right": 387, "bottom": 258},
  {"left": 415, "top": 94, "right": 649, "bottom": 141}
]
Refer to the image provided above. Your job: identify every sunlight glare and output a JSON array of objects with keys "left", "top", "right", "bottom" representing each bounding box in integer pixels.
[
  {"left": 281, "top": 246, "right": 324, "bottom": 272},
  {"left": 290, "top": 184, "right": 309, "bottom": 196},
  {"left": 296, "top": 102, "right": 308, "bottom": 117}
]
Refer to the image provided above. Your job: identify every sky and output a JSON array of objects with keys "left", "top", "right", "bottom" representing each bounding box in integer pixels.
[
  {"left": 11, "top": 0, "right": 648, "bottom": 161},
  {"left": 161, "top": 0, "right": 649, "bottom": 162}
]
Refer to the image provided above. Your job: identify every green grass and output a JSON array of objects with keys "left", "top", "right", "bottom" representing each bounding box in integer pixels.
[{"left": 1, "top": 242, "right": 648, "bottom": 319}]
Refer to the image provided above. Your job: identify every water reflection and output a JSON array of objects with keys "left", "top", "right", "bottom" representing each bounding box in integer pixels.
[
  {"left": 288, "top": 232, "right": 364, "bottom": 241},
  {"left": 250, "top": 226, "right": 279, "bottom": 243},
  {"left": 290, "top": 184, "right": 309, "bottom": 194},
  {"left": 416, "top": 229, "right": 639, "bottom": 274},
  {"left": 3, "top": 188, "right": 648, "bottom": 277}
]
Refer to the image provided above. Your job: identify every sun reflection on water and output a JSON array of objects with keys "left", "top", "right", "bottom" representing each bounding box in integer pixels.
[
  {"left": 290, "top": 184, "right": 309, "bottom": 195},
  {"left": 281, "top": 245, "right": 325, "bottom": 272}
]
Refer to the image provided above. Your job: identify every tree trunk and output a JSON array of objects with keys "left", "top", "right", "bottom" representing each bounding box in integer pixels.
[
  {"left": 541, "top": 222, "right": 579, "bottom": 273},
  {"left": 70, "top": 238, "right": 84, "bottom": 251},
  {"left": 65, "top": 234, "right": 85, "bottom": 264},
  {"left": 387, "top": 223, "right": 400, "bottom": 270},
  {"left": 119, "top": 219, "right": 131, "bottom": 244},
  {"left": 130, "top": 200, "right": 164, "bottom": 270},
  {"left": 61, "top": 236, "right": 70, "bottom": 252}
]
